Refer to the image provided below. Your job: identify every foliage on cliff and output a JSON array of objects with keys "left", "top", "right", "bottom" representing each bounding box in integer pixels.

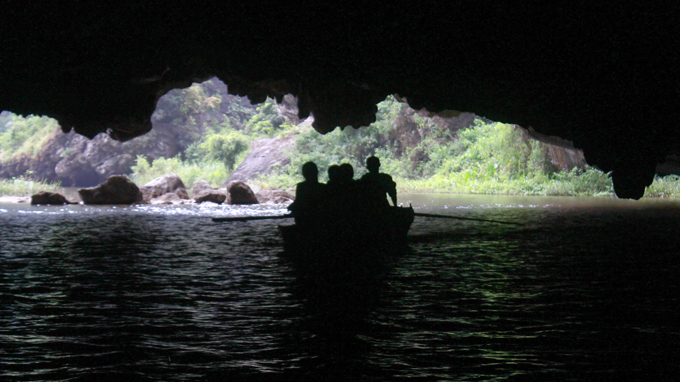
[
  {"left": 0, "top": 112, "right": 60, "bottom": 162},
  {"left": 2, "top": 79, "right": 678, "bottom": 198},
  {"left": 252, "top": 96, "right": 613, "bottom": 196},
  {"left": 127, "top": 79, "right": 292, "bottom": 187}
]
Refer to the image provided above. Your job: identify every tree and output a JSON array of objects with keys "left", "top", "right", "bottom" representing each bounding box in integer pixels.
[{"left": 185, "top": 129, "right": 249, "bottom": 170}]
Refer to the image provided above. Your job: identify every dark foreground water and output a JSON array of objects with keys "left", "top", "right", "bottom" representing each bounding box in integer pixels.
[{"left": 1, "top": 195, "right": 679, "bottom": 381}]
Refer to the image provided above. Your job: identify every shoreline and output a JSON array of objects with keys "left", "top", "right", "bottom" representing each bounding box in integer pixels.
[
  {"left": 2, "top": 192, "right": 676, "bottom": 206},
  {"left": 0, "top": 196, "right": 30, "bottom": 203}
]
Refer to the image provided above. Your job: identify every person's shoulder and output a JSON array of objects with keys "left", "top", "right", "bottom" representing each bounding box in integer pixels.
[
  {"left": 360, "top": 173, "right": 375, "bottom": 181},
  {"left": 297, "top": 180, "right": 313, "bottom": 190}
]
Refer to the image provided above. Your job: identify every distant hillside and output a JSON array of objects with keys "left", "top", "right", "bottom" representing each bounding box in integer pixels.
[
  {"left": 1, "top": 78, "right": 586, "bottom": 189},
  {"left": 0, "top": 79, "right": 286, "bottom": 186}
]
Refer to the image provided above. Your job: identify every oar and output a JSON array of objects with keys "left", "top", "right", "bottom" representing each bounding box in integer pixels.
[
  {"left": 414, "top": 212, "right": 522, "bottom": 225},
  {"left": 212, "top": 214, "right": 293, "bottom": 222}
]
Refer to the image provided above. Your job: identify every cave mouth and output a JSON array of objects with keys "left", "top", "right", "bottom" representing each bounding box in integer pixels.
[
  {"left": 145, "top": 77, "right": 596, "bottom": 192},
  {"left": 2, "top": 76, "right": 590, "bottom": 194},
  {"left": 1, "top": 73, "right": 676, "bottom": 200},
  {"left": 2, "top": 2, "right": 678, "bottom": 199}
]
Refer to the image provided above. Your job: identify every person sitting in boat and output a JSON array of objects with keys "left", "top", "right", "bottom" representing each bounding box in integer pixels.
[
  {"left": 288, "top": 161, "right": 326, "bottom": 226},
  {"left": 326, "top": 164, "right": 341, "bottom": 188},
  {"left": 338, "top": 163, "right": 356, "bottom": 189},
  {"left": 325, "top": 163, "right": 360, "bottom": 220},
  {"left": 360, "top": 156, "right": 397, "bottom": 210}
]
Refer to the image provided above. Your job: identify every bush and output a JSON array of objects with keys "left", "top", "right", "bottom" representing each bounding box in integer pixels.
[
  {"left": 128, "top": 155, "right": 228, "bottom": 189},
  {"left": 185, "top": 129, "right": 249, "bottom": 170},
  {"left": 645, "top": 175, "right": 680, "bottom": 197},
  {"left": 0, "top": 113, "right": 60, "bottom": 162},
  {"left": 0, "top": 174, "right": 61, "bottom": 196},
  {"left": 244, "top": 97, "right": 288, "bottom": 137}
]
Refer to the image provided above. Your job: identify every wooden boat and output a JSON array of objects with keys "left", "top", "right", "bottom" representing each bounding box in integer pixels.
[
  {"left": 213, "top": 206, "right": 517, "bottom": 282},
  {"left": 278, "top": 206, "right": 415, "bottom": 280}
]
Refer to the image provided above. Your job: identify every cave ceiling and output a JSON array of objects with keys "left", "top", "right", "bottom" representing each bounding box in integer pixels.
[{"left": 1, "top": 2, "right": 678, "bottom": 199}]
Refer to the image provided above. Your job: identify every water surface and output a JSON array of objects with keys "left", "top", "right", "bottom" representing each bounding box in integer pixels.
[{"left": 2, "top": 195, "right": 679, "bottom": 381}]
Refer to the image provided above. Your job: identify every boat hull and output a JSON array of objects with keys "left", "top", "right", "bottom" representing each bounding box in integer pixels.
[{"left": 278, "top": 207, "right": 414, "bottom": 280}]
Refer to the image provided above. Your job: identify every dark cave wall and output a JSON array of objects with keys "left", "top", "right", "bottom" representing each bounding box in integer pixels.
[{"left": 1, "top": 2, "right": 678, "bottom": 199}]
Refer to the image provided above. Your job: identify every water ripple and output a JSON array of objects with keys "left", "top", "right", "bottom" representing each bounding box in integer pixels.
[{"left": 2, "top": 196, "right": 680, "bottom": 380}]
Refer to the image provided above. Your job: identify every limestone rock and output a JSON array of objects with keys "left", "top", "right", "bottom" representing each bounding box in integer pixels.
[
  {"left": 192, "top": 180, "right": 213, "bottom": 195},
  {"left": 78, "top": 175, "right": 143, "bottom": 205},
  {"left": 30, "top": 191, "right": 70, "bottom": 205},
  {"left": 276, "top": 94, "right": 301, "bottom": 125},
  {"left": 226, "top": 181, "right": 259, "bottom": 205},
  {"left": 150, "top": 192, "right": 182, "bottom": 205},
  {"left": 256, "top": 189, "right": 294, "bottom": 204},
  {"left": 192, "top": 181, "right": 226, "bottom": 204},
  {"left": 140, "top": 174, "right": 189, "bottom": 202},
  {"left": 223, "top": 134, "right": 296, "bottom": 185}
]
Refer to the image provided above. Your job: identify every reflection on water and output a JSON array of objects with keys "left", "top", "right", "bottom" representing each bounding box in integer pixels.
[{"left": 1, "top": 195, "right": 680, "bottom": 381}]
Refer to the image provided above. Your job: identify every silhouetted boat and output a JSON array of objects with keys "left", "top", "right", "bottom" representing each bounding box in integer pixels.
[{"left": 278, "top": 206, "right": 415, "bottom": 281}]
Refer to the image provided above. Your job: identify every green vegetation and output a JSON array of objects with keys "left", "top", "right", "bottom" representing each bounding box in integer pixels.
[
  {"left": 0, "top": 175, "right": 61, "bottom": 196},
  {"left": 128, "top": 80, "right": 296, "bottom": 189},
  {"left": 127, "top": 156, "right": 229, "bottom": 190},
  {"left": 252, "top": 96, "right": 619, "bottom": 196},
  {"left": 184, "top": 121, "right": 251, "bottom": 170},
  {"left": 393, "top": 166, "right": 613, "bottom": 196},
  {"left": 0, "top": 113, "right": 60, "bottom": 162},
  {"left": 644, "top": 175, "right": 680, "bottom": 198},
  {"left": 3, "top": 80, "right": 680, "bottom": 198},
  {"left": 252, "top": 96, "right": 677, "bottom": 198},
  {"left": 243, "top": 97, "right": 290, "bottom": 137}
]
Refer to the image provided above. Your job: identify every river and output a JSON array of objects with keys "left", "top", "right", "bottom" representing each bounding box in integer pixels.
[{"left": 1, "top": 194, "right": 679, "bottom": 381}]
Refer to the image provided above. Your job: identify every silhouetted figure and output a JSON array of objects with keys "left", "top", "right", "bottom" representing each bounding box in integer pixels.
[
  {"left": 288, "top": 161, "right": 325, "bottom": 226},
  {"left": 326, "top": 165, "right": 341, "bottom": 188},
  {"left": 360, "top": 156, "right": 397, "bottom": 210},
  {"left": 338, "top": 163, "right": 355, "bottom": 186},
  {"left": 325, "top": 163, "right": 360, "bottom": 221}
]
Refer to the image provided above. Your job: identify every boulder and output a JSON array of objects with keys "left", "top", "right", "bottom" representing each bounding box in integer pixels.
[
  {"left": 255, "top": 189, "right": 294, "bottom": 204},
  {"left": 30, "top": 191, "right": 70, "bottom": 205},
  {"left": 150, "top": 192, "right": 183, "bottom": 205},
  {"left": 140, "top": 174, "right": 190, "bottom": 202},
  {"left": 223, "top": 134, "right": 296, "bottom": 185},
  {"left": 192, "top": 180, "right": 226, "bottom": 204},
  {"left": 226, "top": 181, "right": 259, "bottom": 205},
  {"left": 78, "top": 175, "right": 143, "bottom": 205}
]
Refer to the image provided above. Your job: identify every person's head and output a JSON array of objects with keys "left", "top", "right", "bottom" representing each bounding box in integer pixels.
[
  {"left": 301, "top": 161, "right": 318, "bottom": 181},
  {"left": 339, "top": 163, "right": 354, "bottom": 180},
  {"left": 328, "top": 165, "right": 340, "bottom": 182},
  {"left": 366, "top": 156, "right": 380, "bottom": 173}
]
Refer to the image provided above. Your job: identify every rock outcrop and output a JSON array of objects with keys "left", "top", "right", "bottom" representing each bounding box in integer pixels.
[
  {"left": 149, "top": 193, "right": 183, "bottom": 205},
  {"left": 255, "top": 190, "right": 294, "bottom": 204},
  {"left": 223, "top": 134, "right": 297, "bottom": 186},
  {"left": 192, "top": 181, "right": 226, "bottom": 204},
  {"left": 0, "top": 124, "right": 180, "bottom": 187},
  {"left": 226, "top": 181, "right": 258, "bottom": 205},
  {"left": 78, "top": 175, "right": 143, "bottom": 205},
  {"left": 276, "top": 94, "right": 301, "bottom": 126},
  {"left": 30, "top": 191, "right": 70, "bottom": 205},
  {"left": 139, "top": 174, "right": 189, "bottom": 203}
]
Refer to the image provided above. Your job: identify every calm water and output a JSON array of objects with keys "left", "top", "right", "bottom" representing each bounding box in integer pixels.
[{"left": 1, "top": 194, "right": 679, "bottom": 381}]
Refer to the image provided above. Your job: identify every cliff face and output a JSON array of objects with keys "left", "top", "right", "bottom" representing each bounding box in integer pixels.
[
  {"left": 1, "top": 3, "right": 677, "bottom": 197},
  {"left": 0, "top": 123, "right": 181, "bottom": 187},
  {"left": 1, "top": 81, "right": 586, "bottom": 187},
  {"left": 0, "top": 80, "right": 262, "bottom": 186}
]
